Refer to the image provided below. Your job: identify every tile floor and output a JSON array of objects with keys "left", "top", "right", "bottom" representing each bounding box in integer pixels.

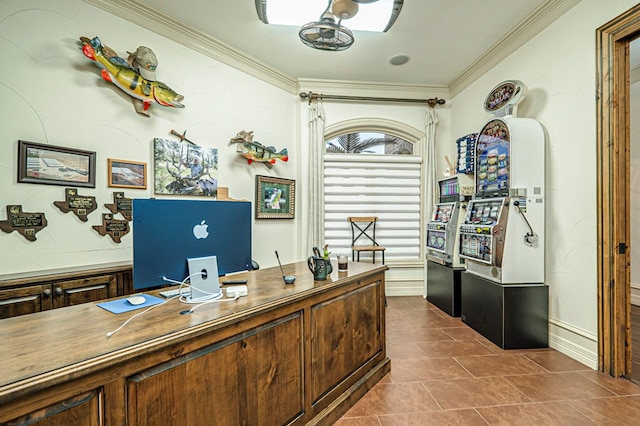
[{"left": 336, "top": 296, "right": 640, "bottom": 425}]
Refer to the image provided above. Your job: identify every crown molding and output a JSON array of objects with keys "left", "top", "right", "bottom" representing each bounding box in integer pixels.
[
  {"left": 448, "top": 0, "right": 581, "bottom": 97},
  {"left": 84, "top": 0, "right": 579, "bottom": 99},
  {"left": 84, "top": 0, "right": 298, "bottom": 94}
]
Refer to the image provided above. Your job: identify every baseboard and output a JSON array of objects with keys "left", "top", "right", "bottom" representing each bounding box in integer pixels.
[{"left": 548, "top": 317, "right": 598, "bottom": 370}]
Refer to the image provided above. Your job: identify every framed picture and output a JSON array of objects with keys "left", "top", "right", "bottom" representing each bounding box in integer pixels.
[
  {"left": 107, "top": 158, "right": 147, "bottom": 189},
  {"left": 153, "top": 138, "right": 218, "bottom": 197},
  {"left": 255, "top": 175, "right": 295, "bottom": 219},
  {"left": 18, "top": 140, "right": 96, "bottom": 188}
]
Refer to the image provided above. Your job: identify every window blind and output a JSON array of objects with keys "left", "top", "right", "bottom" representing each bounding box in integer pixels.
[{"left": 324, "top": 154, "right": 422, "bottom": 261}]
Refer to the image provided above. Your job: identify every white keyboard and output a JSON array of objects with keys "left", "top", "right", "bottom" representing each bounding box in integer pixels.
[{"left": 159, "top": 288, "right": 187, "bottom": 298}]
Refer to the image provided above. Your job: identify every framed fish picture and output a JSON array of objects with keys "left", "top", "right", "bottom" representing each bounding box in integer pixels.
[{"left": 255, "top": 175, "right": 295, "bottom": 219}]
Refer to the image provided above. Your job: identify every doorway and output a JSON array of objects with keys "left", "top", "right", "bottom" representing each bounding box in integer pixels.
[{"left": 597, "top": 4, "right": 640, "bottom": 378}]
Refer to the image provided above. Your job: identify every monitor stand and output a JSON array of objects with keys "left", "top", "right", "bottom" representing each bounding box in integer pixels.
[{"left": 187, "top": 256, "right": 222, "bottom": 301}]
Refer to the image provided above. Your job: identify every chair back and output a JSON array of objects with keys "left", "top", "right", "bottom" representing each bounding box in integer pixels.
[{"left": 348, "top": 216, "right": 380, "bottom": 247}]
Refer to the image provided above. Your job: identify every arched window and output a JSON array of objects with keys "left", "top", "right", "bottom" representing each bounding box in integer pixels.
[{"left": 323, "top": 126, "right": 423, "bottom": 262}]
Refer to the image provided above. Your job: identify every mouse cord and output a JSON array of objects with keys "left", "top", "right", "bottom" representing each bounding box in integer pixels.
[{"left": 106, "top": 271, "right": 198, "bottom": 339}]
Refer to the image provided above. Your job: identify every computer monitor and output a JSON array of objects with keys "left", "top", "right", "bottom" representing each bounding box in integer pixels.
[{"left": 132, "top": 199, "right": 252, "bottom": 290}]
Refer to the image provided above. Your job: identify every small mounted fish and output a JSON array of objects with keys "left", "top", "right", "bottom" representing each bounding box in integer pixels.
[{"left": 229, "top": 130, "right": 288, "bottom": 169}]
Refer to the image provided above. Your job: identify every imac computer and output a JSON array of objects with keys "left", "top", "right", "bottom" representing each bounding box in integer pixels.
[{"left": 132, "top": 199, "right": 252, "bottom": 291}]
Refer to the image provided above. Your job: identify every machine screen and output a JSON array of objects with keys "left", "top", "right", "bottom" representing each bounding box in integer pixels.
[{"left": 476, "top": 119, "right": 510, "bottom": 194}]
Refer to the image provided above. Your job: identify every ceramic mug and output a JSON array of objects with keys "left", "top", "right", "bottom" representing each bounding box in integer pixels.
[{"left": 307, "top": 256, "right": 333, "bottom": 280}]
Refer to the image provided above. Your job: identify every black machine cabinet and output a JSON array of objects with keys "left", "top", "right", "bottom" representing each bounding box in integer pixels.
[
  {"left": 461, "top": 272, "right": 548, "bottom": 349},
  {"left": 426, "top": 261, "right": 463, "bottom": 317}
]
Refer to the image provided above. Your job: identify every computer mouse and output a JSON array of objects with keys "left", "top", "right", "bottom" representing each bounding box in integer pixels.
[{"left": 127, "top": 295, "right": 146, "bottom": 305}]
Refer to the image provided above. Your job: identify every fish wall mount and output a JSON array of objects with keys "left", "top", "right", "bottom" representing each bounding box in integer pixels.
[
  {"left": 79, "top": 36, "right": 184, "bottom": 117},
  {"left": 229, "top": 130, "right": 288, "bottom": 169}
]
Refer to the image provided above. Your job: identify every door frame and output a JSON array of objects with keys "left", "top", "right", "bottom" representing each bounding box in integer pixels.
[{"left": 596, "top": 4, "right": 640, "bottom": 377}]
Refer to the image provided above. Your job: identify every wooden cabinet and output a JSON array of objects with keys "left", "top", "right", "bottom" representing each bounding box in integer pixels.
[
  {"left": 7, "top": 389, "right": 102, "bottom": 426},
  {"left": 0, "top": 284, "right": 53, "bottom": 318},
  {"left": 128, "top": 312, "right": 304, "bottom": 426},
  {"left": 0, "top": 261, "right": 388, "bottom": 426},
  {"left": 0, "top": 265, "right": 132, "bottom": 319}
]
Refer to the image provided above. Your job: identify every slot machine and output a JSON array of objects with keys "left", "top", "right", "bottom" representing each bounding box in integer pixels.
[
  {"left": 457, "top": 80, "right": 548, "bottom": 349},
  {"left": 426, "top": 174, "right": 473, "bottom": 317},
  {"left": 426, "top": 175, "right": 474, "bottom": 268}
]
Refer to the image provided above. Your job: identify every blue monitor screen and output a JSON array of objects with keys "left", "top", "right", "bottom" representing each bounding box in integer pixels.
[{"left": 133, "top": 199, "right": 252, "bottom": 290}]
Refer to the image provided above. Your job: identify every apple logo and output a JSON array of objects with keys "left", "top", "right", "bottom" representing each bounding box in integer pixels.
[{"left": 193, "top": 220, "right": 209, "bottom": 239}]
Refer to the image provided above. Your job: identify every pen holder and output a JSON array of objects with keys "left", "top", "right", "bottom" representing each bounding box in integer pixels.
[{"left": 307, "top": 256, "right": 333, "bottom": 280}]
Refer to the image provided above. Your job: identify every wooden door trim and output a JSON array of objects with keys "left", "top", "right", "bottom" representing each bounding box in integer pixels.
[{"left": 596, "top": 3, "right": 640, "bottom": 377}]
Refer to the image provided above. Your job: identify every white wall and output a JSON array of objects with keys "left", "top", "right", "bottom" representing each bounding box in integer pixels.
[
  {"left": 0, "top": 0, "right": 298, "bottom": 277},
  {"left": 450, "top": 0, "right": 639, "bottom": 368}
]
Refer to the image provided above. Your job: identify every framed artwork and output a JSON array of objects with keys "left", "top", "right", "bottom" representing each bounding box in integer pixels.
[
  {"left": 153, "top": 138, "right": 218, "bottom": 197},
  {"left": 107, "top": 159, "right": 147, "bottom": 189},
  {"left": 18, "top": 140, "right": 96, "bottom": 188},
  {"left": 255, "top": 175, "right": 295, "bottom": 219}
]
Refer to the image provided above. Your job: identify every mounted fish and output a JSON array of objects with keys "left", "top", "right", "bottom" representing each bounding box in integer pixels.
[
  {"left": 229, "top": 130, "right": 288, "bottom": 169},
  {"left": 79, "top": 36, "right": 184, "bottom": 116}
]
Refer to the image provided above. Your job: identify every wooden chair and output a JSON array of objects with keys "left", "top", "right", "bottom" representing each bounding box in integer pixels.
[{"left": 347, "top": 216, "right": 386, "bottom": 264}]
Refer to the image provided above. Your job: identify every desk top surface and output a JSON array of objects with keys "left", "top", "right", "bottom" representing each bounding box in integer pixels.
[{"left": 0, "top": 260, "right": 386, "bottom": 400}]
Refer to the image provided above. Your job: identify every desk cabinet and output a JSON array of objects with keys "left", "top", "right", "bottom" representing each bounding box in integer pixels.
[
  {"left": 0, "top": 262, "right": 389, "bottom": 426},
  {"left": 0, "top": 266, "right": 132, "bottom": 319}
]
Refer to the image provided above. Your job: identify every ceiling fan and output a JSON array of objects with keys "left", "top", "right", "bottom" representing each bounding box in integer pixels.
[{"left": 298, "top": 0, "right": 381, "bottom": 51}]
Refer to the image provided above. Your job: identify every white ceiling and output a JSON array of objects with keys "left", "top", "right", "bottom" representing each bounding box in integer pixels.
[{"left": 89, "top": 0, "right": 580, "bottom": 94}]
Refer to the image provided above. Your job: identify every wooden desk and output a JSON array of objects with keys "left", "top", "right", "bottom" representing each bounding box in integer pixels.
[{"left": 0, "top": 261, "right": 389, "bottom": 425}]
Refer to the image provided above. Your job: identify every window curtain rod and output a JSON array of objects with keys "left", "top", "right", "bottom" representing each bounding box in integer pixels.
[{"left": 299, "top": 91, "right": 446, "bottom": 107}]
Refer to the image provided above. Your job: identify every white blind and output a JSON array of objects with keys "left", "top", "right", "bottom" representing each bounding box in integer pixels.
[{"left": 324, "top": 154, "right": 422, "bottom": 261}]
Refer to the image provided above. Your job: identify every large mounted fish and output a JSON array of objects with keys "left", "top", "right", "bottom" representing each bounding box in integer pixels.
[
  {"left": 229, "top": 130, "right": 288, "bottom": 169},
  {"left": 79, "top": 36, "right": 184, "bottom": 116}
]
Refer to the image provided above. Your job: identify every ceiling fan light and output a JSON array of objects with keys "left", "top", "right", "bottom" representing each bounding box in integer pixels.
[
  {"left": 299, "top": 21, "right": 355, "bottom": 51},
  {"left": 331, "top": 0, "right": 359, "bottom": 20}
]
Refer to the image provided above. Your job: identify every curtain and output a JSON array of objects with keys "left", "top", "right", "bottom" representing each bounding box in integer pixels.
[
  {"left": 308, "top": 101, "right": 326, "bottom": 252},
  {"left": 423, "top": 106, "right": 438, "bottom": 297}
]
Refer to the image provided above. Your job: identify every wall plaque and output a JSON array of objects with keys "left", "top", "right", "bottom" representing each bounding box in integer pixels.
[
  {"left": 92, "top": 213, "right": 130, "bottom": 243},
  {"left": 0, "top": 205, "right": 48, "bottom": 241},
  {"left": 54, "top": 188, "right": 97, "bottom": 222},
  {"left": 105, "top": 192, "right": 132, "bottom": 221}
]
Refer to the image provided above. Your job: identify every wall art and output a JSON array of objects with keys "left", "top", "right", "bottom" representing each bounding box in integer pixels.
[
  {"left": 79, "top": 36, "right": 184, "bottom": 117},
  {"left": 255, "top": 175, "right": 295, "bottom": 219},
  {"left": 0, "top": 205, "right": 48, "bottom": 241},
  {"left": 92, "top": 213, "right": 130, "bottom": 243},
  {"left": 108, "top": 159, "right": 147, "bottom": 189},
  {"left": 105, "top": 192, "right": 133, "bottom": 221},
  {"left": 53, "top": 188, "right": 97, "bottom": 222},
  {"left": 153, "top": 137, "right": 218, "bottom": 197},
  {"left": 18, "top": 140, "right": 96, "bottom": 188},
  {"left": 229, "top": 130, "right": 288, "bottom": 169}
]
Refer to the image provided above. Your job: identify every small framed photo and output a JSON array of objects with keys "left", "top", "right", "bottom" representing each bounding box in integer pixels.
[
  {"left": 18, "top": 140, "right": 96, "bottom": 188},
  {"left": 255, "top": 175, "right": 295, "bottom": 219},
  {"left": 107, "top": 158, "right": 147, "bottom": 189}
]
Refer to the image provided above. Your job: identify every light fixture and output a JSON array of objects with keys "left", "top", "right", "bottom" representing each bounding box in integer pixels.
[
  {"left": 256, "top": 0, "right": 403, "bottom": 33},
  {"left": 331, "top": 0, "right": 358, "bottom": 19},
  {"left": 298, "top": 1, "right": 355, "bottom": 51}
]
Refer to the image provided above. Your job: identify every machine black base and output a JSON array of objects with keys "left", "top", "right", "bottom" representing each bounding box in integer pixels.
[
  {"left": 426, "top": 261, "right": 463, "bottom": 317},
  {"left": 461, "top": 272, "right": 549, "bottom": 349}
]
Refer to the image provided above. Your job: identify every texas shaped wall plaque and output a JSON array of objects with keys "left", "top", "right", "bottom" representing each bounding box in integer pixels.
[
  {"left": 92, "top": 213, "right": 130, "bottom": 243},
  {"left": 54, "top": 188, "right": 97, "bottom": 222},
  {"left": 105, "top": 192, "right": 132, "bottom": 221},
  {"left": 0, "top": 205, "right": 48, "bottom": 241}
]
